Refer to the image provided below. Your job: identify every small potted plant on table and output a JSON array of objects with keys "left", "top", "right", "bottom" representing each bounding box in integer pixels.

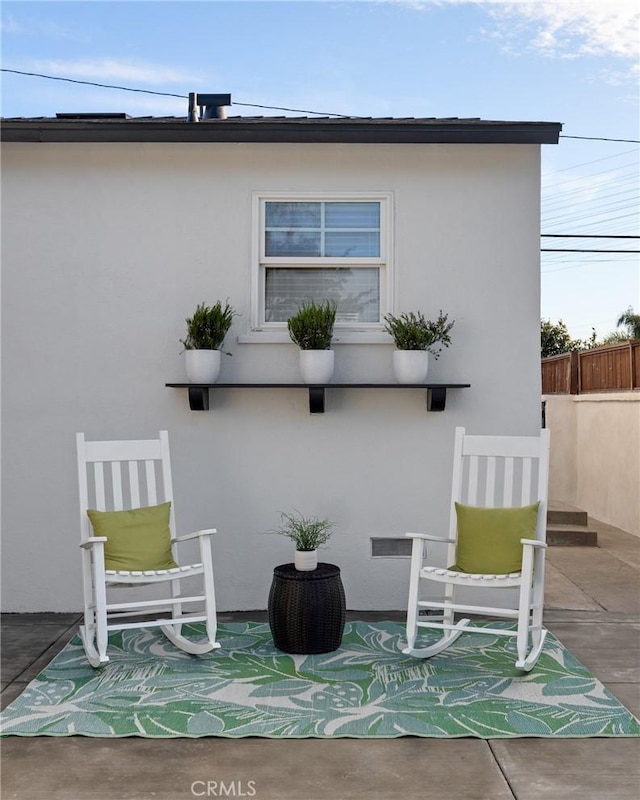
[
  {"left": 271, "top": 510, "right": 334, "bottom": 571},
  {"left": 287, "top": 300, "right": 337, "bottom": 384},
  {"left": 180, "top": 300, "right": 237, "bottom": 383},
  {"left": 383, "top": 309, "right": 454, "bottom": 383}
]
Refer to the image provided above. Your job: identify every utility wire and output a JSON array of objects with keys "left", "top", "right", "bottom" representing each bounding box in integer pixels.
[
  {"left": 560, "top": 135, "right": 640, "bottom": 143},
  {"left": 542, "top": 160, "right": 639, "bottom": 189},
  {"left": 541, "top": 234, "right": 639, "bottom": 238},
  {"left": 2, "top": 68, "right": 640, "bottom": 139},
  {"left": 1, "top": 69, "right": 188, "bottom": 99},
  {"left": 542, "top": 148, "right": 638, "bottom": 176},
  {"left": 541, "top": 248, "right": 639, "bottom": 253},
  {"left": 0, "top": 69, "right": 351, "bottom": 116}
]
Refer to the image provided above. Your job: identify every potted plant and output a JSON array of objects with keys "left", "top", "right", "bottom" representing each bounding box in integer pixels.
[
  {"left": 180, "top": 300, "right": 237, "bottom": 383},
  {"left": 287, "top": 300, "right": 337, "bottom": 384},
  {"left": 383, "top": 310, "right": 454, "bottom": 383},
  {"left": 271, "top": 510, "right": 334, "bottom": 571}
]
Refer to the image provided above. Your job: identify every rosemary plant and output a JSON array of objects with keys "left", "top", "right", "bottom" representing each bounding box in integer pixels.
[
  {"left": 383, "top": 310, "right": 454, "bottom": 358},
  {"left": 287, "top": 300, "right": 337, "bottom": 350},
  {"left": 180, "top": 300, "right": 237, "bottom": 352}
]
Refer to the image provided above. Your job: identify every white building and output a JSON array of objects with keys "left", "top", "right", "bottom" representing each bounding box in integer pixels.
[{"left": 1, "top": 100, "right": 561, "bottom": 612}]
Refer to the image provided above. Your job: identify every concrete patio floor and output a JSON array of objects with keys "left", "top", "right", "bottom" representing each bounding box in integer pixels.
[{"left": 2, "top": 515, "right": 639, "bottom": 800}]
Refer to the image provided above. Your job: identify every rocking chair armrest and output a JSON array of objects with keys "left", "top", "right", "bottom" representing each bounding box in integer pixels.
[
  {"left": 520, "top": 538, "right": 547, "bottom": 549},
  {"left": 172, "top": 528, "right": 217, "bottom": 544},
  {"left": 79, "top": 537, "right": 108, "bottom": 549},
  {"left": 405, "top": 532, "right": 456, "bottom": 544}
]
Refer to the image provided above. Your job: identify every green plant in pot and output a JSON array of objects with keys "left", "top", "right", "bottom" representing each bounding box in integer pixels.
[
  {"left": 180, "top": 300, "right": 237, "bottom": 383},
  {"left": 271, "top": 510, "right": 334, "bottom": 571},
  {"left": 287, "top": 300, "right": 337, "bottom": 384},
  {"left": 383, "top": 310, "right": 454, "bottom": 384}
]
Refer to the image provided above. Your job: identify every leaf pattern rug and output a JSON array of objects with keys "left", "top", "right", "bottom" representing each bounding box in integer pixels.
[{"left": 2, "top": 621, "right": 638, "bottom": 738}]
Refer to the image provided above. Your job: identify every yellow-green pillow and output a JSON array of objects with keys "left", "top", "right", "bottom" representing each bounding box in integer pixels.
[
  {"left": 87, "top": 502, "right": 178, "bottom": 571},
  {"left": 450, "top": 502, "right": 540, "bottom": 574}
]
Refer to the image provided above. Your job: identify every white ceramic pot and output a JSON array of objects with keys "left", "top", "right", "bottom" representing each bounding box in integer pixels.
[
  {"left": 299, "top": 350, "right": 334, "bottom": 384},
  {"left": 294, "top": 549, "right": 318, "bottom": 571},
  {"left": 393, "top": 350, "right": 430, "bottom": 384},
  {"left": 185, "top": 350, "right": 222, "bottom": 383}
]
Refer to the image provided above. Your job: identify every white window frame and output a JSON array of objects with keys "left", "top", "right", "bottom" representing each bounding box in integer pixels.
[{"left": 242, "top": 191, "right": 394, "bottom": 344}]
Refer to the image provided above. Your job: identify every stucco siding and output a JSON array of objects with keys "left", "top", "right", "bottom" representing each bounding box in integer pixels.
[
  {"left": 545, "top": 393, "right": 640, "bottom": 535},
  {"left": 2, "top": 141, "right": 543, "bottom": 611}
]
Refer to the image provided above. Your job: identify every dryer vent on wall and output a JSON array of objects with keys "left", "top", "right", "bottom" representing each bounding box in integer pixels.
[{"left": 370, "top": 538, "right": 413, "bottom": 557}]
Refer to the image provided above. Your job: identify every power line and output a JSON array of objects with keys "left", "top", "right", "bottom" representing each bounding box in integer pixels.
[
  {"left": 0, "top": 69, "right": 349, "bottom": 117},
  {"left": 542, "top": 148, "right": 639, "bottom": 176},
  {"left": 560, "top": 135, "right": 640, "bottom": 143},
  {"left": 2, "top": 68, "right": 640, "bottom": 140},
  {"left": 542, "top": 160, "right": 639, "bottom": 191},
  {"left": 1, "top": 69, "right": 188, "bottom": 99},
  {"left": 541, "top": 248, "right": 639, "bottom": 253},
  {"left": 228, "top": 100, "right": 351, "bottom": 117},
  {"left": 541, "top": 234, "right": 639, "bottom": 238},
  {"left": 542, "top": 262, "right": 636, "bottom": 273}
]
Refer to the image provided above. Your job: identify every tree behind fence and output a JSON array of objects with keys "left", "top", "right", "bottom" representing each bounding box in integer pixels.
[{"left": 542, "top": 341, "right": 640, "bottom": 394}]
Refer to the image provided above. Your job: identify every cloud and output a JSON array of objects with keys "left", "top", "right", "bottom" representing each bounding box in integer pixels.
[
  {"left": 381, "top": 1, "right": 639, "bottom": 63},
  {"left": 486, "top": 1, "right": 640, "bottom": 61},
  {"left": 28, "top": 58, "right": 201, "bottom": 86},
  {"left": 0, "top": 13, "right": 90, "bottom": 42},
  {"left": 0, "top": 14, "right": 23, "bottom": 35}
]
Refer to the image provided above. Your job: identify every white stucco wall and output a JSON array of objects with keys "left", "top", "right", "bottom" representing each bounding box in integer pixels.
[
  {"left": 1, "top": 140, "right": 543, "bottom": 611},
  {"left": 544, "top": 393, "right": 640, "bottom": 535}
]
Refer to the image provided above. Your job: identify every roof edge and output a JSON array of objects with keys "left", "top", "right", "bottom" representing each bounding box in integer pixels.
[{"left": 0, "top": 117, "right": 562, "bottom": 145}]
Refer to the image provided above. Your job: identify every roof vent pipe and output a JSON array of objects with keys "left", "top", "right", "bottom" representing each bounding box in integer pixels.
[
  {"left": 188, "top": 93, "right": 231, "bottom": 121},
  {"left": 188, "top": 93, "right": 199, "bottom": 122}
]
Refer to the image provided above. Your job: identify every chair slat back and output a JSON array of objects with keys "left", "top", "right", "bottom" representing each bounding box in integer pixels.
[
  {"left": 77, "top": 431, "right": 176, "bottom": 542},
  {"left": 447, "top": 427, "right": 551, "bottom": 551}
]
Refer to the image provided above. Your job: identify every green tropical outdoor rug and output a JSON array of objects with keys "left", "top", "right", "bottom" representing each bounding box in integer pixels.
[{"left": 1, "top": 621, "right": 638, "bottom": 739}]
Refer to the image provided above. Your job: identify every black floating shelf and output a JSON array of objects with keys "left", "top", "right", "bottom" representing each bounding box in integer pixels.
[{"left": 165, "top": 383, "right": 470, "bottom": 414}]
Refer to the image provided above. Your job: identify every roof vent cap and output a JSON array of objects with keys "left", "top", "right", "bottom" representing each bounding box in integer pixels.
[{"left": 188, "top": 93, "right": 231, "bottom": 122}]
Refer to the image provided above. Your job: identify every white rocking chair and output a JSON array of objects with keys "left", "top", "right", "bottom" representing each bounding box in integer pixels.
[
  {"left": 77, "top": 430, "right": 220, "bottom": 667},
  {"left": 404, "top": 426, "right": 551, "bottom": 672}
]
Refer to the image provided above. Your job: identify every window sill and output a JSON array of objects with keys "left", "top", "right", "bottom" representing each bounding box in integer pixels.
[{"left": 237, "top": 330, "right": 393, "bottom": 345}]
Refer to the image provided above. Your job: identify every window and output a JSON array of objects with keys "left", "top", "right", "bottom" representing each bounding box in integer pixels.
[{"left": 252, "top": 193, "right": 392, "bottom": 336}]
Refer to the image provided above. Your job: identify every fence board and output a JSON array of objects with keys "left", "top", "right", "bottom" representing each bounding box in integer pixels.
[{"left": 542, "top": 341, "right": 639, "bottom": 394}]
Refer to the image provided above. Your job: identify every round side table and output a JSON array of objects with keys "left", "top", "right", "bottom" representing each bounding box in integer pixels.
[{"left": 268, "top": 563, "right": 346, "bottom": 654}]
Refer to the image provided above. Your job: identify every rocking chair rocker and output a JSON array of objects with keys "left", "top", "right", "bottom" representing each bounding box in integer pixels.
[
  {"left": 77, "top": 430, "right": 220, "bottom": 667},
  {"left": 404, "top": 426, "right": 551, "bottom": 672}
]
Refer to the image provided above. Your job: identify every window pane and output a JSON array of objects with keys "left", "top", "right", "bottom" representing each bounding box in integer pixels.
[
  {"left": 325, "top": 202, "right": 380, "bottom": 228},
  {"left": 265, "top": 231, "right": 321, "bottom": 257},
  {"left": 265, "top": 202, "right": 320, "bottom": 228},
  {"left": 324, "top": 231, "right": 379, "bottom": 257},
  {"left": 265, "top": 268, "right": 379, "bottom": 323}
]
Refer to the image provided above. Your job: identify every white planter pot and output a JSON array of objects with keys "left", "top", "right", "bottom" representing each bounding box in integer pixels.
[
  {"left": 393, "top": 350, "right": 430, "bottom": 384},
  {"left": 299, "top": 350, "right": 334, "bottom": 384},
  {"left": 294, "top": 550, "right": 318, "bottom": 571},
  {"left": 185, "top": 350, "right": 222, "bottom": 383}
]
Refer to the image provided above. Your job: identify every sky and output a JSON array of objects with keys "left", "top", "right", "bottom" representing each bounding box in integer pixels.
[{"left": 2, "top": 0, "right": 639, "bottom": 342}]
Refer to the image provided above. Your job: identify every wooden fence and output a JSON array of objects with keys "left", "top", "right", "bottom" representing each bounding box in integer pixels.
[{"left": 542, "top": 340, "right": 640, "bottom": 394}]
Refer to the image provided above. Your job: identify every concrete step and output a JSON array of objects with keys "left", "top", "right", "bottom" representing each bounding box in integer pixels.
[
  {"left": 546, "top": 501, "right": 597, "bottom": 545},
  {"left": 547, "top": 523, "right": 598, "bottom": 547},
  {"left": 547, "top": 507, "right": 589, "bottom": 527}
]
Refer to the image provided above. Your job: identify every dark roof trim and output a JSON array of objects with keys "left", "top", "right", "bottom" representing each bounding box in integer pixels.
[{"left": 1, "top": 116, "right": 562, "bottom": 144}]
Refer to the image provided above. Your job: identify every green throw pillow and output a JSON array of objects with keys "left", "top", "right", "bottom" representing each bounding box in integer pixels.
[
  {"left": 87, "top": 502, "right": 178, "bottom": 572},
  {"left": 450, "top": 502, "right": 540, "bottom": 574}
]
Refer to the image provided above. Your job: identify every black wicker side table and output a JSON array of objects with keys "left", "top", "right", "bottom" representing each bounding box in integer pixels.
[{"left": 268, "top": 563, "right": 346, "bottom": 654}]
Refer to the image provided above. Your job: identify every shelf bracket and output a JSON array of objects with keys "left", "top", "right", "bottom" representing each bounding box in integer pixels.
[
  {"left": 426, "top": 387, "right": 447, "bottom": 412},
  {"left": 188, "top": 386, "right": 209, "bottom": 411},
  {"left": 308, "top": 387, "right": 325, "bottom": 414},
  {"left": 166, "top": 382, "right": 470, "bottom": 413}
]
